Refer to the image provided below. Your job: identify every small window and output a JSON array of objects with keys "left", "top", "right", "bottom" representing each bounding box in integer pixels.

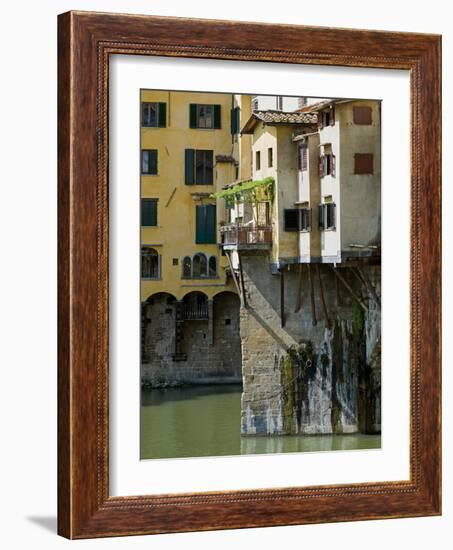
[
  {"left": 284, "top": 209, "right": 311, "bottom": 232},
  {"left": 354, "top": 153, "right": 374, "bottom": 174},
  {"left": 208, "top": 256, "right": 217, "bottom": 277},
  {"left": 268, "top": 147, "right": 273, "bottom": 168},
  {"left": 185, "top": 149, "right": 213, "bottom": 185},
  {"left": 256, "top": 150, "right": 261, "bottom": 171},
  {"left": 284, "top": 209, "right": 299, "bottom": 231},
  {"left": 318, "top": 107, "right": 335, "bottom": 128},
  {"left": 318, "top": 203, "right": 336, "bottom": 231},
  {"left": 172, "top": 258, "right": 179, "bottom": 266},
  {"left": 192, "top": 253, "right": 208, "bottom": 278},
  {"left": 300, "top": 208, "right": 312, "bottom": 232},
  {"left": 141, "top": 247, "right": 160, "bottom": 279},
  {"left": 142, "top": 102, "right": 166, "bottom": 127},
  {"left": 189, "top": 104, "right": 221, "bottom": 129},
  {"left": 298, "top": 143, "right": 308, "bottom": 171},
  {"left": 141, "top": 149, "right": 158, "bottom": 175},
  {"left": 353, "top": 105, "right": 372, "bottom": 125},
  {"left": 141, "top": 199, "right": 158, "bottom": 227},
  {"left": 182, "top": 256, "right": 192, "bottom": 278},
  {"left": 319, "top": 153, "right": 336, "bottom": 177}
]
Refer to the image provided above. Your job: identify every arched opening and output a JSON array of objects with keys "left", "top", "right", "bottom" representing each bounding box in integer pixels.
[
  {"left": 141, "top": 247, "right": 160, "bottom": 279},
  {"left": 182, "top": 291, "right": 208, "bottom": 320},
  {"left": 141, "top": 292, "right": 177, "bottom": 364},
  {"left": 182, "top": 256, "right": 191, "bottom": 278},
  {"left": 192, "top": 253, "right": 207, "bottom": 278}
]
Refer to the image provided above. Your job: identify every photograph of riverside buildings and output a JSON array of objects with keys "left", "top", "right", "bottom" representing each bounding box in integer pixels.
[{"left": 140, "top": 90, "right": 381, "bottom": 459}]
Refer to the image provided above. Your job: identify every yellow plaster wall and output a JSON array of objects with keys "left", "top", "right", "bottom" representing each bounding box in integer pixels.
[{"left": 140, "top": 90, "right": 237, "bottom": 301}]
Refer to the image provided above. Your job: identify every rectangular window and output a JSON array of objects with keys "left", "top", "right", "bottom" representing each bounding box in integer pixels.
[
  {"left": 257, "top": 202, "right": 270, "bottom": 226},
  {"left": 230, "top": 106, "right": 240, "bottom": 135},
  {"left": 298, "top": 143, "right": 308, "bottom": 171},
  {"left": 354, "top": 153, "right": 374, "bottom": 174},
  {"left": 268, "top": 147, "right": 273, "bottom": 167},
  {"left": 319, "top": 153, "right": 336, "bottom": 177},
  {"left": 141, "top": 199, "right": 158, "bottom": 227},
  {"left": 142, "top": 102, "right": 166, "bottom": 127},
  {"left": 300, "top": 208, "right": 312, "bottom": 231},
  {"left": 284, "top": 208, "right": 311, "bottom": 231},
  {"left": 189, "top": 104, "right": 221, "bottom": 129},
  {"left": 256, "top": 150, "right": 261, "bottom": 171},
  {"left": 141, "top": 149, "right": 158, "bottom": 175},
  {"left": 353, "top": 105, "right": 372, "bottom": 125},
  {"left": 184, "top": 149, "right": 213, "bottom": 185},
  {"left": 196, "top": 204, "right": 217, "bottom": 244},
  {"left": 284, "top": 209, "right": 299, "bottom": 231},
  {"left": 318, "top": 107, "right": 335, "bottom": 129},
  {"left": 141, "top": 247, "right": 160, "bottom": 279},
  {"left": 318, "top": 203, "right": 336, "bottom": 230}
]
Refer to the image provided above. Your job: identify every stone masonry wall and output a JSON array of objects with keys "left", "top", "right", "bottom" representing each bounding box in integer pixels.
[
  {"left": 240, "top": 253, "right": 381, "bottom": 436},
  {"left": 141, "top": 292, "right": 242, "bottom": 387}
]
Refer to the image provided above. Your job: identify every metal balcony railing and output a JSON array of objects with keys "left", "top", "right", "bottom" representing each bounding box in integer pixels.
[
  {"left": 182, "top": 302, "right": 209, "bottom": 320},
  {"left": 220, "top": 224, "right": 272, "bottom": 247}
]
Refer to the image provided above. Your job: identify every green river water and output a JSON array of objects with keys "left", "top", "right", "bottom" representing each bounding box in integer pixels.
[{"left": 141, "top": 384, "right": 381, "bottom": 460}]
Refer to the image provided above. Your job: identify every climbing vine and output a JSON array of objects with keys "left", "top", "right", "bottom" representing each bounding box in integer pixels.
[{"left": 211, "top": 176, "right": 275, "bottom": 205}]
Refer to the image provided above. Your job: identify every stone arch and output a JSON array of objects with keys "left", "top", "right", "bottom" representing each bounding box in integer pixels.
[
  {"left": 141, "top": 292, "right": 177, "bottom": 366},
  {"left": 182, "top": 291, "right": 208, "bottom": 320}
]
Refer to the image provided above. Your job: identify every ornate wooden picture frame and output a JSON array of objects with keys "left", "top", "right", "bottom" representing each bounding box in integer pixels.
[{"left": 58, "top": 11, "right": 441, "bottom": 539}]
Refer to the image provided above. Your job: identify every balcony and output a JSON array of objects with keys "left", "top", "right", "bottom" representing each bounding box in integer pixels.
[
  {"left": 220, "top": 223, "right": 272, "bottom": 250},
  {"left": 182, "top": 302, "right": 209, "bottom": 321}
]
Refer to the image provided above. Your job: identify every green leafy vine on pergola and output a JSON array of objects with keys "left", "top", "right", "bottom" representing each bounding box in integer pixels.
[{"left": 210, "top": 176, "right": 275, "bottom": 208}]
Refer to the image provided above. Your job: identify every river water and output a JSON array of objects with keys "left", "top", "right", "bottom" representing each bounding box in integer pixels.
[{"left": 141, "top": 384, "right": 381, "bottom": 459}]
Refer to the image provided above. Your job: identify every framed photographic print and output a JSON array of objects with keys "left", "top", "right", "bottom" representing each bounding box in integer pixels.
[{"left": 58, "top": 11, "right": 441, "bottom": 538}]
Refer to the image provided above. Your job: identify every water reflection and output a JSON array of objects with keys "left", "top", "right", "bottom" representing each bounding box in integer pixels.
[{"left": 141, "top": 385, "right": 381, "bottom": 460}]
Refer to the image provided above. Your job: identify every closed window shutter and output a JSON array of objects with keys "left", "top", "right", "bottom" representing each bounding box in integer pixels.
[
  {"left": 142, "top": 199, "right": 157, "bottom": 226},
  {"left": 158, "top": 103, "right": 166, "bottom": 127},
  {"left": 205, "top": 204, "right": 216, "bottom": 243},
  {"left": 196, "top": 205, "right": 206, "bottom": 243},
  {"left": 318, "top": 204, "right": 325, "bottom": 230},
  {"left": 230, "top": 106, "right": 240, "bottom": 134},
  {"left": 149, "top": 150, "right": 158, "bottom": 174},
  {"left": 331, "top": 154, "right": 336, "bottom": 177},
  {"left": 213, "top": 105, "right": 221, "bottom": 129},
  {"left": 185, "top": 149, "right": 195, "bottom": 184},
  {"left": 189, "top": 104, "right": 197, "bottom": 128},
  {"left": 319, "top": 155, "right": 324, "bottom": 177},
  {"left": 196, "top": 205, "right": 217, "bottom": 243},
  {"left": 307, "top": 208, "right": 312, "bottom": 230},
  {"left": 317, "top": 113, "right": 324, "bottom": 130}
]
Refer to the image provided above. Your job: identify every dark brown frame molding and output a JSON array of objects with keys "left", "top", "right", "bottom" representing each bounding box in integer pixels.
[{"left": 58, "top": 11, "right": 441, "bottom": 539}]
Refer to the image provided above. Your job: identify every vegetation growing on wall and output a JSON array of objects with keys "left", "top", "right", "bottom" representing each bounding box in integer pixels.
[{"left": 211, "top": 176, "right": 275, "bottom": 205}]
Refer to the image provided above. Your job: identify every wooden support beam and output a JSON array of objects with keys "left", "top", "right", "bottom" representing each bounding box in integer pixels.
[
  {"left": 316, "top": 264, "right": 330, "bottom": 328},
  {"left": 225, "top": 251, "right": 244, "bottom": 306},
  {"left": 280, "top": 268, "right": 285, "bottom": 328},
  {"left": 335, "top": 272, "right": 341, "bottom": 307},
  {"left": 357, "top": 266, "right": 381, "bottom": 309},
  {"left": 331, "top": 266, "right": 368, "bottom": 312},
  {"left": 237, "top": 251, "right": 248, "bottom": 308},
  {"left": 307, "top": 264, "right": 317, "bottom": 326},
  {"left": 295, "top": 263, "right": 303, "bottom": 313}
]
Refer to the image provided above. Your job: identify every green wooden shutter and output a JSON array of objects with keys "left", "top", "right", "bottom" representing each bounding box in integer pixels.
[
  {"left": 196, "top": 205, "right": 216, "bottom": 243},
  {"left": 142, "top": 199, "right": 157, "bottom": 226},
  {"left": 149, "top": 150, "right": 158, "bottom": 175},
  {"left": 185, "top": 149, "right": 195, "bottom": 184},
  {"left": 214, "top": 105, "right": 221, "bottom": 129},
  {"left": 195, "top": 205, "right": 206, "bottom": 243},
  {"left": 205, "top": 204, "right": 216, "bottom": 243},
  {"left": 230, "top": 106, "right": 240, "bottom": 134},
  {"left": 189, "top": 104, "right": 197, "bottom": 128},
  {"left": 158, "top": 103, "right": 166, "bottom": 127}
]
